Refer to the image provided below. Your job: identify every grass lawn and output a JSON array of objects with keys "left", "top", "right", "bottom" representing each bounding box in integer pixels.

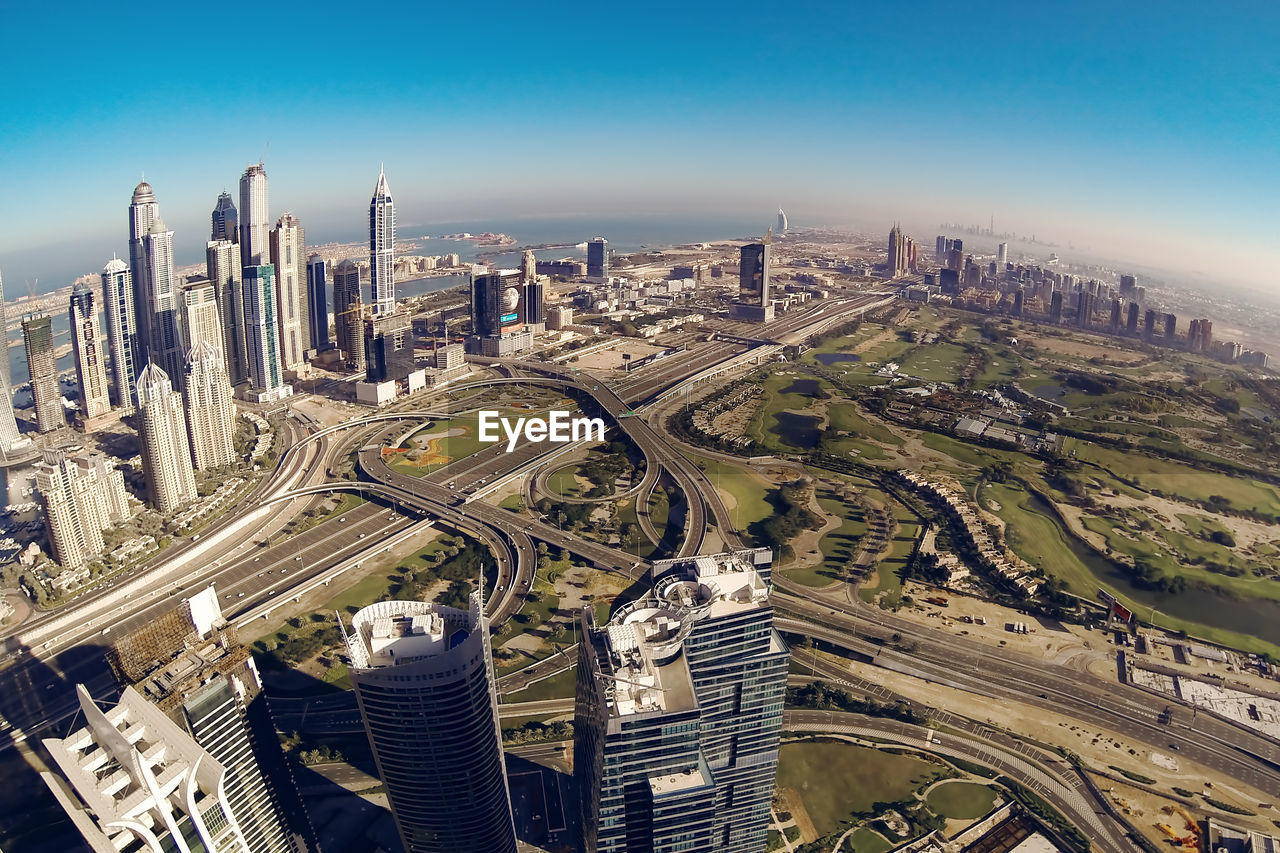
[
  {"left": 501, "top": 666, "right": 577, "bottom": 702},
  {"left": 846, "top": 826, "right": 894, "bottom": 853},
  {"left": 775, "top": 740, "right": 945, "bottom": 836},
  {"left": 925, "top": 781, "right": 997, "bottom": 819},
  {"left": 1074, "top": 442, "right": 1280, "bottom": 518},
  {"left": 545, "top": 464, "right": 585, "bottom": 498},
  {"left": 826, "top": 403, "right": 904, "bottom": 447},
  {"left": 784, "top": 490, "right": 868, "bottom": 588},
  {"left": 691, "top": 454, "right": 775, "bottom": 537},
  {"left": 920, "top": 431, "right": 1026, "bottom": 473},
  {"left": 499, "top": 494, "right": 525, "bottom": 512},
  {"left": 898, "top": 342, "right": 970, "bottom": 383},
  {"left": 388, "top": 412, "right": 490, "bottom": 477}
]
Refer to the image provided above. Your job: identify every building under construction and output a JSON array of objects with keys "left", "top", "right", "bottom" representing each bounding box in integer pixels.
[{"left": 103, "top": 586, "right": 316, "bottom": 852}]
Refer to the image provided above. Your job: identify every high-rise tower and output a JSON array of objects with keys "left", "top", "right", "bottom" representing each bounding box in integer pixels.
[
  {"left": 127, "top": 181, "right": 160, "bottom": 359},
  {"left": 239, "top": 163, "right": 269, "bottom": 268},
  {"left": 369, "top": 168, "right": 396, "bottom": 315},
  {"left": 101, "top": 257, "right": 140, "bottom": 412},
  {"left": 207, "top": 239, "right": 247, "bottom": 386},
  {"left": 34, "top": 448, "right": 129, "bottom": 568},
  {"left": 575, "top": 549, "right": 788, "bottom": 853},
  {"left": 344, "top": 596, "right": 517, "bottom": 853},
  {"left": 0, "top": 270, "right": 23, "bottom": 456},
  {"left": 305, "top": 254, "right": 331, "bottom": 354},
  {"left": 103, "top": 589, "right": 312, "bottom": 853},
  {"left": 587, "top": 236, "right": 609, "bottom": 281},
  {"left": 269, "top": 213, "right": 307, "bottom": 369},
  {"left": 184, "top": 340, "right": 237, "bottom": 470},
  {"left": 211, "top": 190, "right": 238, "bottom": 242},
  {"left": 23, "top": 313, "right": 63, "bottom": 432},
  {"left": 241, "top": 265, "right": 290, "bottom": 401},
  {"left": 332, "top": 260, "right": 365, "bottom": 370},
  {"left": 777, "top": 207, "right": 788, "bottom": 235},
  {"left": 182, "top": 278, "right": 225, "bottom": 365},
  {"left": 69, "top": 283, "right": 112, "bottom": 423},
  {"left": 143, "top": 217, "right": 185, "bottom": 385},
  {"left": 135, "top": 361, "right": 197, "bottom": 513},
  {"left": 42, "top": 685, "right": 263, "bottom": 853}
]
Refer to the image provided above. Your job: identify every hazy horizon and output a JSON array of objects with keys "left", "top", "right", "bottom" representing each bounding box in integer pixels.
[{"left": 2, "top": 2, "right": 1277, "bottom": 295}]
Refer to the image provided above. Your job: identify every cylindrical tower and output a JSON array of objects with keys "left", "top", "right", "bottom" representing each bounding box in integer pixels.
[{"left": 344, "top": 595, "right": 517, "bottom": 853}]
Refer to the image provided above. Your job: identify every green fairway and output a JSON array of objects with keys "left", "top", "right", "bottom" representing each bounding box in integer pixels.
[
  {"left": 1074, "top": 442, "right": 1280, "bottom": 518},
  {"left": 782, "top": 489, "right": 868, "bottom": 588},
  {"left": 845, "top": 826, "right": 894, "bottom": 853},
  {"left": 775, "top": 740, "right": 944, "bottom": 836},
  {"left": 898, "top": 342, "right": 970, "bottom": 383},
  {"left": 692, "top": 454, "right": 775, "bottom": 538},
  {"left": 925, "top": 781, "right": 997, "bottom": 819}
]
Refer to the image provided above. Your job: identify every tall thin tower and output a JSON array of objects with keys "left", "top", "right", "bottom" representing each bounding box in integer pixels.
[
  {"left": 127, "top": 181, "right": 160, "bottom": 358},
  {"left": 207, "top": 239, "right": 247, "bottom": 386},
  {"left": 345, "top": 596, "right": 517, "bottom": 853},
  {"left": 101, "top": 258, "right": 139, "bottom": 412},
  {"left": 135, "top": 361, "right": 197, "bottom": 513},
  {"left": 184, "top": 340, "right": 237, "bottom": 470},
  {"left": 270, "top": 213, "right": 307, "bottom": 369},
  {"left": 369, "top": 168, "right": 396, "bottom": 315},
  {"left": 0, "top": 269, "right": 24, "bottom": 455},
  {"left": 211, "top": 190, "right": 238, "bottom": 242},
  {"left": 242, "top": 265, "right": 289, "bottom": 400},
  {"left": 23, "top": 313, "right": 63, "bottom": 433},
  {"left": 143, "top": 217, "right": 185, "bottom": 386},
  {"left": 69, "top": 283, "right": 112, "bottom": 423},
  {"left": 239, "top": 163, "right": 270, "bottom": 268}
]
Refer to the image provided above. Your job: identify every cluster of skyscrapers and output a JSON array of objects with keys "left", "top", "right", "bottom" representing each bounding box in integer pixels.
[
  {"left": 332, "top": 549, "right": 786, "bottom": 853},
  {"left": 4, "top": 165, "right": 408, "bottom": 567}
]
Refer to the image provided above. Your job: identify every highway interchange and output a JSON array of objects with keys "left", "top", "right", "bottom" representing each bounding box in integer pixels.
[{"left": 2, "top": 289, "right": 1276, "bottom": 851}]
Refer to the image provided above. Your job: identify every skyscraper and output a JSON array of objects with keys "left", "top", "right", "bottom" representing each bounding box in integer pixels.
[
  {"left": 524, "top": 275, "right": 546, "bottom": 332},
  {"left": 182, "top": 278, "right": 225, "bottom": 364},
  {"left": 1126, "top": 301, "right": 1140, "bottom": 335},
  {"left": 344, "top": 596, "right": 517, "bottom": 853},
  {"left": 207, "top": 239, "right": 247, "bottom": 386},
  {"left": 1049, "top": 291, "right": 1064, "bottom": 324},
  {"left": 143, "top": 217, "right": 185, "bottom": 385},
  {"left": 777, "top": 207, "right": 788, "bottom": 235},
  {"left": 241, "top": 265, "right": 290, "bottom": 400},
  {"left": 101, "top": 258, "right": 140, "bottom": 412},
  {"left": 212, "top": 190, "right": 238, "bottom": 242},
  {"left": 997, "top": 242, "right": 1009, "bottom": 270},
  {"left": 128, "top": 181, "right": 161, "bottom": 359},
  {"left": 69, "top": 283, "right": 113, "bottom": 425},
  {"left": 239, "top": 163, "right": 270, "bottom": 268},
  {"left": 184, "top": 340, "right": 237, "bottom": 470},
  {"left": 43, "top": 684, "right": 270, "bottom": 853},
  {"left": 575, "top": 549, "right": 788, "bottom": 853},
  {"left": 364, "top": 312, "right": 414, "bottom": 383},
  {"left": 739, "top": 235, "right": 771, "bottom": 306},
  {"left": 887, "top": 224, "right": 909, "bottom": 278},
  {"left": 136, "top": 361, "right": 198, "bottom": 513},
  {"left": 468, "top": 269, "right": 535, "bottom": 356},
  {"left": 370, "top": 168, "right": 396, "bottom": 315},
  {"left": 270, "top": 213, "right": 307, "bottom": 369},
  {"left": 104, "top": 588, "right": 310, "bottom": 853},
  {"left": 305, "top": 254, "right": 332, "bottom": 353},
  {"left": 520, "top": 248, "right": 537, "bottom": 284},
  {"left": 332, "top": 260, "right": 365, "bottom": 370},
  {"left": 34, "top": 448, "right": 129, "bottom": 568},
  {"left": 0, "top": 271, "right": 23, "bottom": 456},
  {"left": 587, "top": 236, "right": 610, "bottom": 280},
  {"left": 1076, "top": 291, "right": 1095, "bottom": 328},
  {"left": 23, "top": 313, "right": 63, "bottom": 432}
]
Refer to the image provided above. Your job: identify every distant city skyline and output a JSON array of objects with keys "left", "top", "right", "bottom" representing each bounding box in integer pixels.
[{"left": 1, "top": 3, "right": 1277, "bottom": 293}]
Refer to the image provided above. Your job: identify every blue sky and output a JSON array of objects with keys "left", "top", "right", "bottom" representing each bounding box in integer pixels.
[{"left": 1, "top": 1, "right": 1277, "bottom": 290}]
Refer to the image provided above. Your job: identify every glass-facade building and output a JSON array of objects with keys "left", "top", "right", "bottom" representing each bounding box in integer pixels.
[
  {"left": 575, "top": 548, "right": 788, "bottom": 853},
  {"left": 345, "top": 595, "right": 517, "bottom": 853}
]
